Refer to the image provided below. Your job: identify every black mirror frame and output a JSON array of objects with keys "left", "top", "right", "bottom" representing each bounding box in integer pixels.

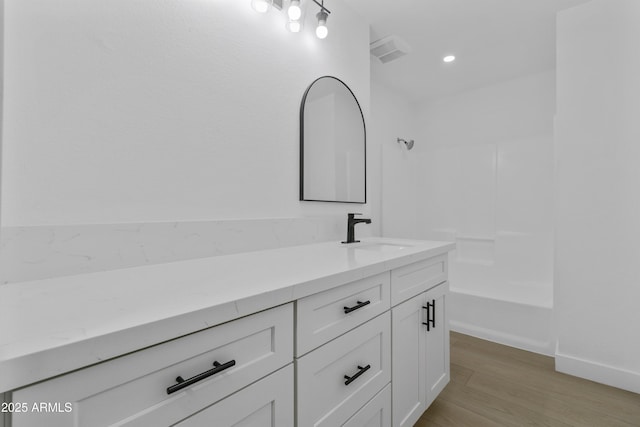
[{"left": 299, "top": 76, "right": 367, "bottom": 204}]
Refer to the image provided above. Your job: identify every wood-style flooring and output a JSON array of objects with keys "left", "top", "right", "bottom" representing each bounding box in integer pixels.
[{"left": 415, "top": 332, "right": 640, "bottom": 427}]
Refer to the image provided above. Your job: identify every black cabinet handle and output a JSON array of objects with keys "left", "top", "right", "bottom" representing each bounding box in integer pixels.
[
  {"left": 167, "top": 359, "right": 236, "bottom": 394},
  {"left": 422, "top": 299, "right": 436, "bottom": 331},
  {"left": 432, "top": 299, "right": 436, "bottom": 328},
  {"left": 422, "top": 303, "right": 431, "bottom": 331},
  {"left": 344, "top": 300, "right": 371, "bottom": 314},
  {"left": 344, "top": 364, "right": 371, "bottom": 386}
]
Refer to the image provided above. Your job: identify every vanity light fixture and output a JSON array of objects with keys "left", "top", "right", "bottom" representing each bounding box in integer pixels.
[
  {"left": 252, "top": 0, "right": 271, "bottom": 13},
  {"left": 315, "top": 10, "right": 329, "bottom": 39},
  {"left": 288, "top": 0, "right": 302, "bottom": 20},
  {"left": 286, "top": 0, "right": 302, "bottom": 34},
  {"left": 313, "top": 0, "right": 330, "bottom": 39},
  {"left": 253, "top": 0, "right": 330, "bottom": 39},
  {"left": 287, "top": 19, "right": 302, "bottom": 33}
]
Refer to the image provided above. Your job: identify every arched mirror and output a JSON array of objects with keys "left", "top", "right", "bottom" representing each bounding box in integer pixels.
[{"left": 300, "top": 76, "right": 366, "bottom": 203}]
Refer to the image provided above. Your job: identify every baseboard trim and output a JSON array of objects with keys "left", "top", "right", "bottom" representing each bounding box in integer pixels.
[
  {"left": 450, "top": 320, "right": 554, "bottom": 356},
  {"left": 555, "top": 352, "right": 640, "bottom": 394}
]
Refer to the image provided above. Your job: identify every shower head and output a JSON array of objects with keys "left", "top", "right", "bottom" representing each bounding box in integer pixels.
[{"left": 397, "top": 138, "right": 415, "bottom": 150}]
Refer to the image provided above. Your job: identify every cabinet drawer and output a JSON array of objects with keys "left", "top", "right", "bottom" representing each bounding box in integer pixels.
[
  {"left": 12, "top": 304, "right": 293, "bottom": 427},
  {"left": 391, "top": 255, "right": 447, "bottom": 306},
  {"left": 296, "top": 272, "right": 390, "bottom": 355},
  {"left": 175, "top": 364, "right": 294, "bottom": 427},
  {"left": 343, "top": 384, "right": 391, "bottom": 427},
  {"left": 297, "top": 312, "right": 391, "bottom": 427}
]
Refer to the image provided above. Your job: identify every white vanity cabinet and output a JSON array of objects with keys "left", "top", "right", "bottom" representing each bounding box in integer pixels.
[
  {"left": 175, "top": 364, "right": 294, "bottom": 427},
  {"left": 390, "top": 255, "right": 447, "bottom": 307},
  {"left": 11, "top": 304, "right": 294, "bottom": 427},
  {"left": 295, "top": 272, "right": 392, "bottom": 427},
  {"left": 296, "top": 272, "right": 391, "bottom": 356},
  {"left": 391, "top": 292, "right": 428, "bottom": 427},
  {"left": 391, "top": 263, "right": 450, "bottom": 427},
  {"left": 423, "top": 282, "right": 450, "bottom": 408},
  {"left": 295, "top": 255, "right": 449, "bottom": 427},
  {"left": 3, "top": 239, "right": 453, "bottom": 427},
  {"left": 343, "top": 384, "right": 392, "bottom": 427},
  {"left": 297, "top": 312, "right": 391, "bottom": 427}
]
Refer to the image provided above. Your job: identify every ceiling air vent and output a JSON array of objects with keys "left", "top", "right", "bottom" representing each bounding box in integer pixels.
[{"left": 370, "top": 35, "right": 412, "bottom": 64}]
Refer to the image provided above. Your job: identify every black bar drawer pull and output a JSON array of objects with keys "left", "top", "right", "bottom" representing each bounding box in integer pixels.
[
  {"left": 344, "top": 300, "right": 371, "bottom": 314},
  {"left": 167, "top": 359, "right": 236, "bottom": 394},
  {"left": 344, "top": 364, "right": 371, "bottom": 386}
]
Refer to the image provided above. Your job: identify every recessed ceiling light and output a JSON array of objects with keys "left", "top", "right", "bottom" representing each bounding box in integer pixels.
[{"left": 443, "top": 55, "right": 456, "bottom": 63}]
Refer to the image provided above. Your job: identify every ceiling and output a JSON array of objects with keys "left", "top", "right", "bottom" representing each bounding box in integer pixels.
[{"left": 342, "top": 0, "right": 591, "bottom": 102}]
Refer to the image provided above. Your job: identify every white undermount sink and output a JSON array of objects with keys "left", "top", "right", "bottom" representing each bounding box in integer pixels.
[{"left": 351, "top": 242, "right": 408, "bottom": 252}]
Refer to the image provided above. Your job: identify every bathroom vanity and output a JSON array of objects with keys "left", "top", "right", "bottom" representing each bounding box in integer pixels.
[{"left": 0, "top": 238, "right": 453, "bottom": 427}]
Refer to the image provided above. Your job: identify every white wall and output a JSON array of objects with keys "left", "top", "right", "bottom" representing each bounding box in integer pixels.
[
  {"left": 0, "top": 0, "right": 4, "bottom": 370},
  {"left": 555, "top": 0, "right": 640, "bottom": 393},
  {"left": 0, "top": 0, "right": 3, "bottom": 234},
  {"left": 1, "top": 0, "right": 371, "bottom": 226},
  {"left": 371, "top": 77, "right": 418, "bottom": 239},
  {"left": 0, "top": 0, "right": 376, "bottom": 282}
]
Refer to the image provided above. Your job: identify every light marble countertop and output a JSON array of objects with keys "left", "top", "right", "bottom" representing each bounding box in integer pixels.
[{"left": 0, "top": 237, "right": 454, "bottom": 393}]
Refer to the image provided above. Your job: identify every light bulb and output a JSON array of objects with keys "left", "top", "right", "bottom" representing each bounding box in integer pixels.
[
  {"left": 316, "top": 10, "right": 328, "bottom": 39},
  {"left": 288, "top": 0, "right": 302, "bottom": 20},
  {"left": 316, "top": 23, "right": 328, "bottom": 39},
  {"left": 252, "top": 0, "right": 270, "bottom": 13},
  {"left": 443, "top": 55, "right": 456, "bottom": 63},
  {"left": 287, "top": 19, "right": 302, "bottom": 33}
]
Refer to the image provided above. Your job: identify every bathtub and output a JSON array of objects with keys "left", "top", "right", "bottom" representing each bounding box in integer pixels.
[{"left": 440, "top": 231, "right": 555, "bottom": 355}]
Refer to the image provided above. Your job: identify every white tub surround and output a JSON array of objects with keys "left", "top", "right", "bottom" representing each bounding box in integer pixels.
[
  {"left": 0, "top": 238, "right": 453, "bottom": 395},
  {"left": 377, "top": 71, "right": 555, "bottom": 356}
]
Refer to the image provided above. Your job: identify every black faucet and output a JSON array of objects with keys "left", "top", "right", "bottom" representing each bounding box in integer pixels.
[{"left": 342, "top": 213, "right": 372, "bottom": 244}]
